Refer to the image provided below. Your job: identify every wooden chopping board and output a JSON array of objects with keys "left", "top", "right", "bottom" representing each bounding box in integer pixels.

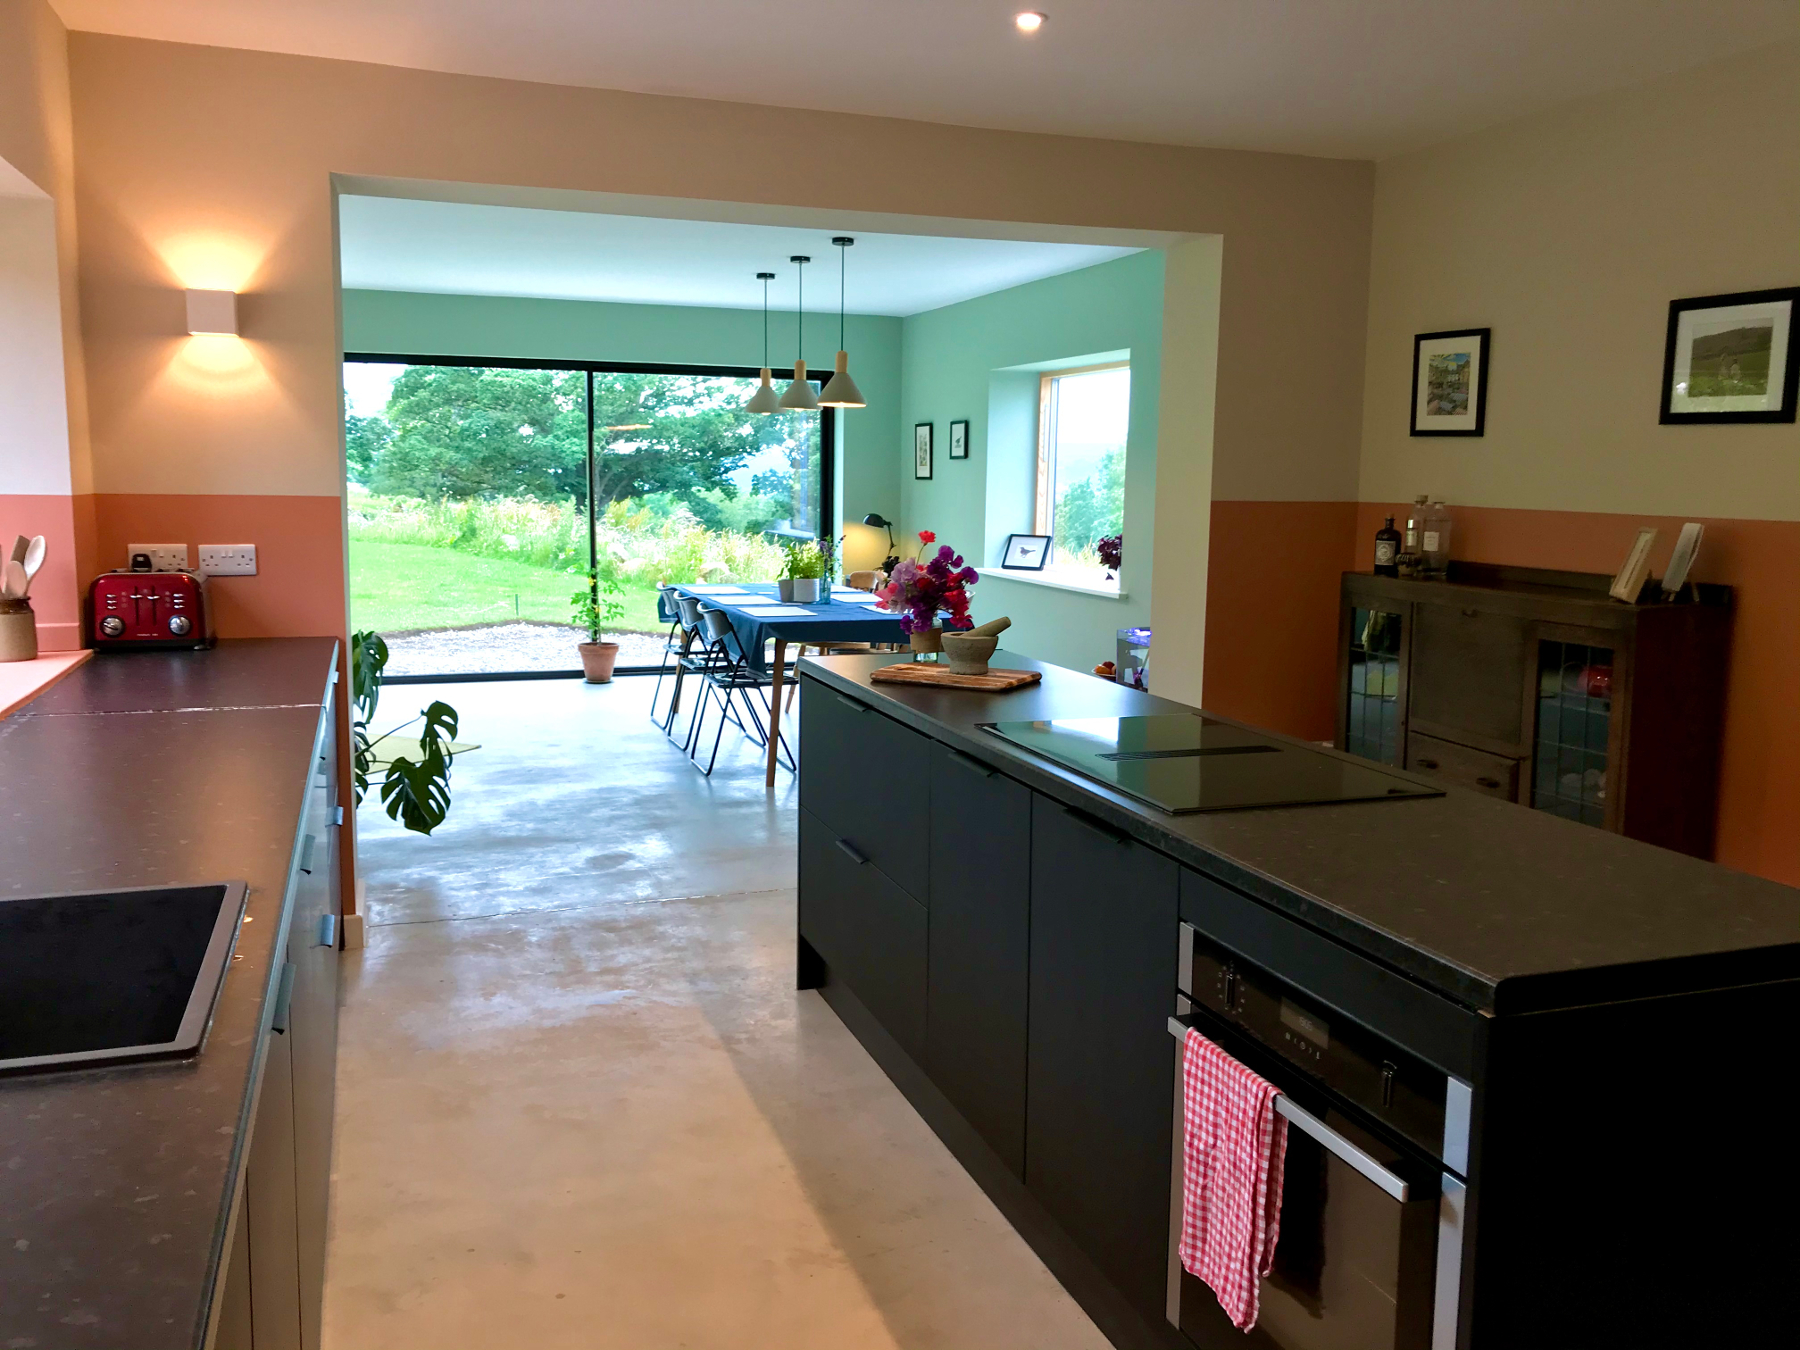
[{"left": 869, "top": 663, "right": 1042, "bottom": 692}]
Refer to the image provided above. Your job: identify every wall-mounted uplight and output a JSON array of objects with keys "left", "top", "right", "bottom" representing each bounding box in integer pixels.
[
  {"left": 185, "top": 289, "right": 238, "bottom": 336},
  {"left": 1014, "top": 11, "right": 1046, "bottom": 33}
]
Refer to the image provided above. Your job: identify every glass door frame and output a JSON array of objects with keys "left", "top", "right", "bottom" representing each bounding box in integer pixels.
[{"left": 342, "top": 351, "right": 837, "bottom": 683}]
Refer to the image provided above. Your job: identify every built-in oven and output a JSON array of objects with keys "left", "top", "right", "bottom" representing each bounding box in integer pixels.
[{"left": 1167, "top": 922, "right": 1472, "bottom": 1350}]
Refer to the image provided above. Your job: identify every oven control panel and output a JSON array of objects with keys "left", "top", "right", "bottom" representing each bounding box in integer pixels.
[{"left": 1182, "top": 922, "right": 1449, "bottom": 1163}]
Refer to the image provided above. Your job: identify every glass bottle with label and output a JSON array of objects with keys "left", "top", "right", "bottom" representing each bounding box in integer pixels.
[
  {"left": 1422, "top": 501, "right": 1453, "bottom": 575},
  {"left": 1374, "top": 516, "right": 1401, "bottom": 576},
  {"left": 1402, "top": 495, "right": 1428, "bottom": 575}
]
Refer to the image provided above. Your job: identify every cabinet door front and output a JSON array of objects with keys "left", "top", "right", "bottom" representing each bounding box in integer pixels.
[
  {"left": 1025, "top": 795, "right": 1179, "bottom": 1319},
  {"left": 1342, "top": 604, "right": 1407, "bottom": 766},
  {"left": 927, "top": 747, "right": 1031, "bottom": 1177},
  {"left": 799, "top": 682, "right": 933, "bottom": 902},
  {"left": 1410, "top": 602, "right": 1529, "bottom": 753},
  {"left": 800, "top": 806, "right": 928, "bottom": 1058}
]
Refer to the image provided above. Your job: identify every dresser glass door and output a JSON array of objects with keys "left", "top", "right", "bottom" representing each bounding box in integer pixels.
[
  {"left": 1532, "top": 640, "right": 1612, "bottom": 826},
  {"left": 1345, "top": 608, "right": 1404, "bottom": 766}
]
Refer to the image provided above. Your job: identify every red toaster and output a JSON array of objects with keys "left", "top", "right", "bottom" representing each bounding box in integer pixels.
[{"left": 89, "top": 567, "right": 215, "bottom": 650}]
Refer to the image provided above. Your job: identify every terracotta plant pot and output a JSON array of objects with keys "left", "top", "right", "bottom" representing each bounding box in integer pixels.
[
  {"left": 578, "top": 641, "right": 620, "bottom": 683},
  {"left": 909, "top": 627, "right": 944, "bottom": 656}
]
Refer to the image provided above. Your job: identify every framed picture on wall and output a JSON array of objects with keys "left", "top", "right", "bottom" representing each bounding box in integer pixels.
[
  {"left": 914, "top": 422, "right": 933, "bottom": 479},
  {"left": 948, "top": 419, "right": 970, "bottom": 459},
  {"left": 1410, "top": 328, "right": 1491, "bottom": 436},
  {"left": 1660, "top": 287, "right": 1798, "bottom": 424},
  {"left": 1001, "top": 533, "right": 1052, "bottom": 570}
]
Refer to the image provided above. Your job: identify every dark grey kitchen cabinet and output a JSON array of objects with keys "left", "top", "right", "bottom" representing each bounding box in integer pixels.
[
  {"left": 799, "top": 806, "right": 928, "bottom": 1059},
  {"left": 217, "top": 691, "right": 342, "bottom": 1350},
  {"left": 799, "top": 683, "right": 933, "bottom": 903},
  {"left": 926, "top": 745, "right": 1031, "bottom": 1178},
  {"left": 1024, "top": 795, "right": 1180, "bottom": 1322}
]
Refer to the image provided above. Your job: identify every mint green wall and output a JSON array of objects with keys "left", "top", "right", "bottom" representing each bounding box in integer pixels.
[
  {"left": 340, "top": 289, "right": 903, "bottom": 543},
  {"left": 898, "top": 252, "right": 1164, "bottom": 671}
]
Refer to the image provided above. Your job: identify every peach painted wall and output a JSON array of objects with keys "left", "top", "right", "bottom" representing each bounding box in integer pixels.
[{"left": 65, "top": 32, "right": 1374, "bottom": 673}]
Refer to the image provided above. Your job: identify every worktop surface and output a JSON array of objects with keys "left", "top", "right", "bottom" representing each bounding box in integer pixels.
[
  {"left": 0, "top": 639, "right": 338, "bottom": 1349},
  {"left": 803, "top": 653, "right": 1798, "bottom": 1012}
]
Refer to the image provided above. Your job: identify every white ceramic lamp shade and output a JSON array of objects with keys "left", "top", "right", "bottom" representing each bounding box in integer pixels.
[
  {"left": 819, "top": 351, "right": 866, "bottom": 408},
  {"left": 779, "top": 361, "right": 821, "bottom": 411},
  {"left": 747, "top": 368, "right": 782, "bottom": 414}
]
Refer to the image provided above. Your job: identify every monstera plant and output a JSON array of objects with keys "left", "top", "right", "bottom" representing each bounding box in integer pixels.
[{"left": 351, "top": 630, "right": 460, "bottom": 835}]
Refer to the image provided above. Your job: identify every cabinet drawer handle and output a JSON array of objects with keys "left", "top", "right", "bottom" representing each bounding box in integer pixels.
[
  {"left": 1476, "top": 776, "right": 1502, "bottom": 789},
  {"left": 298, "top": 834, "right": 317, "bottom": 874},
  {"left": 947, "top": 749, "right": 997, "bottom": 779},
  {"left": 833, "top": 693, "right": 870, "bottom": 714},
  {"left": 1460, "top": 608, "right": 1478, "bottom": 618},
  {"left": 1417, "top": 758, "right": 1440, "bottom": 770},
  {"left": 318, "top": 913, "right": 338, "bottom": 948},
  {"left": 835, "top": 838, "right": 869, "bottom": 866},
  {"left": 271, "top": 962, "right": 296, "bottom": 1034},
  {"left": 1060, "top": 804, "right": 1129, "bottom": 845}
]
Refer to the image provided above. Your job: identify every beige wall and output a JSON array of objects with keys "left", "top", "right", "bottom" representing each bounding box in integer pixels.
[
  {"left": 66, "top": 33, "right": 1373, "bottom": 673},
  {"left": 1359, "top": 40, "right": 1800, "bottom": 519}
]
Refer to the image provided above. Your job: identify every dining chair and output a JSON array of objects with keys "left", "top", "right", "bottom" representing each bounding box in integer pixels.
[
  {"left": 688, "top": 608, "right": 795, "bottom": 777},
  {"left": 659, "top": 595, "right": 710, "bottom": 745},
  {"left": 647, "top": 586, "right": 691, "bottom": 729}
]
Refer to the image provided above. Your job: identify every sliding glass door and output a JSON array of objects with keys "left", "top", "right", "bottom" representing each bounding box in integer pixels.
[{"left": 342, "top": 356, "right": 831, "bottom": 679}]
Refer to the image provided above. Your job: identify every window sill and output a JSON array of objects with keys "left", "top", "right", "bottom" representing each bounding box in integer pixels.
[{"left": 976, "top": 567, "right": 1126, "bottom": 600}]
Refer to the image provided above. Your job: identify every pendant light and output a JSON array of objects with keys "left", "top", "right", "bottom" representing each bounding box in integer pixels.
[
  {"left": 819, "top": 236, "right": 866, "bottom": 409},
  {"left": 778, "top": 255, "right": 821, "bottom": 411},
  {"left": 745, "top": 271, "right": 781, "bottom": 414}
]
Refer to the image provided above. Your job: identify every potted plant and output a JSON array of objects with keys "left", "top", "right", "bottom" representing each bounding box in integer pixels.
[
  {"left": 349, "top": 630, "right": 461, "bottom": 834},
  {"left": 778, "top": 539, "right": 826, "bottom": 603},
  {"left": 570, "top": 565, "right": 627, "bottom": 682},
  {"left": 875, "top": 530, "right": 978, "bottom": 654}
]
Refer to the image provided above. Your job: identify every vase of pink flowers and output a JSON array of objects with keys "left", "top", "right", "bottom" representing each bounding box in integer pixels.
[{"left": 875, "top": 530, "right": 978, "bottom": 656}]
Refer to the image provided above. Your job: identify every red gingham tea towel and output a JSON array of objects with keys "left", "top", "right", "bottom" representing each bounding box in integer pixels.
[{"left": 1178, "top": 1027, "right": 1289, "bottom": 1331}]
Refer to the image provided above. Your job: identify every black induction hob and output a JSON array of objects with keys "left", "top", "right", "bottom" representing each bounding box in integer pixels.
[{"left": 979, "top": 714, "right": 1443, "bottom": 814}]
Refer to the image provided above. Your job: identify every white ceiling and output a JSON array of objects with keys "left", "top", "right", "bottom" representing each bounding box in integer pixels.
[
  {"left": 336, "top": 196, "right": 1143, "bottom": 315},
  {"left": 51, "top": 0, "right": 1799, "bottom": 158}
]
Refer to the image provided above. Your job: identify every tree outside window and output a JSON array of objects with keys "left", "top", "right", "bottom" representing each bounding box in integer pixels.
[{"left": 1036, "top": 364, "right": 1129, "bottom": 573}]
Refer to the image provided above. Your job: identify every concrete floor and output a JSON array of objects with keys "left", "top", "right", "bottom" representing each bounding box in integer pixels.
[{"left": 325, "top": 675, "right": 1109, "bottom": 1349}]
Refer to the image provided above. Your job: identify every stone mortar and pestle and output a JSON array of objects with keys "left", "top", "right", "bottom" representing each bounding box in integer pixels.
[{"left": 940, "top": 616, "right": 1011, "bottom": 675}]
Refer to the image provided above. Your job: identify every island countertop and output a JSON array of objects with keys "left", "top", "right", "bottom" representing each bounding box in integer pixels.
[
  {"left": 800, "top": 651, "right": 1799, "bottom": 1013},
  {"left": 0, "top": 638, "right": 339, "bottom": 1349}
]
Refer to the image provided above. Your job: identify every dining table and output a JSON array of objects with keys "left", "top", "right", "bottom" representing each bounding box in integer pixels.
[{"left": 666, "top": 582, "right": 910, "bottom": 786}]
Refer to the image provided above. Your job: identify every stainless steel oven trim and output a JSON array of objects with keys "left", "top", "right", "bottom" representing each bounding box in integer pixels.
[
  {"left": 1167, "top": 1008, "right": 1471, "bottom": 1348},
  {"left": 1167, "top": 1015, "right": 1410, "bottom": 1200}
]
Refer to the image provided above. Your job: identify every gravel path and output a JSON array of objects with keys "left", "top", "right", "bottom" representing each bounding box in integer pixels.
[{"left": 381, "top": 623, "right": 669, "bottom": 676}]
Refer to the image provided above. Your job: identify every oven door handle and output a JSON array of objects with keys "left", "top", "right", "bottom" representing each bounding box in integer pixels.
[{"left": 1168, "top": 1016, "right": 1411, "bottom": 1202}]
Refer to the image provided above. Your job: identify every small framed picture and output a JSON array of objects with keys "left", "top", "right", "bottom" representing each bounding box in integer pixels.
[
  {"left": 948, "top": 419, "right": 970, "bottom": 459},
  {"left": 1001, "top": 533, "right": 1051, "bottom": 570},
  {"left": 1660, "top": 287, "right": 1797, "bottom": 424},
  {"left": 1410, "top": 328, "right": 1491, "bottom": 436},
  {"left": 914, "top": 422, "right": 933, "bottom": 479}
]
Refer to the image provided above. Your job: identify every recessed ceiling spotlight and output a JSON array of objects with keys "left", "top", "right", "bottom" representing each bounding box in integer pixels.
[{"left": 1014, "top": 11, "right": 1046, "bottom": 34}]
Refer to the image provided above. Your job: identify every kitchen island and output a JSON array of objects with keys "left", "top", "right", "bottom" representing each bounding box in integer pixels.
[
  {"left": 796, "top": 651, "right": 1797, "bottom": 1350},
  {"left": 0, "top": 639, "right": 342, "bottom": 1350}
]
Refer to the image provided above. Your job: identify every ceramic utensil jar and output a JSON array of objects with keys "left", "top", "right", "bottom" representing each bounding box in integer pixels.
[{"left": 0, "top": 598, "right": 37, "bottom": 662}]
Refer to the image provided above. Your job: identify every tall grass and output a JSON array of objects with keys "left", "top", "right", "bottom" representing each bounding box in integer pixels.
[{"left": 346, "top": 486, "right": 790, "bottom": 586}]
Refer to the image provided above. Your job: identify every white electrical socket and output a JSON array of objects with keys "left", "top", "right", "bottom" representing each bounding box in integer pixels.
[
  {"left": 198, "top": 544, "right": 258, "bottom": 577},
  {"left": 126, "top": 543, "right": 189, "bottom": 572}
]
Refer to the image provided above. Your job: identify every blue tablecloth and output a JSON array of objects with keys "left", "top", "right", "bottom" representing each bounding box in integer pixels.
[{"left": 665, "top": 583, "right": 909, "bottom": 672}]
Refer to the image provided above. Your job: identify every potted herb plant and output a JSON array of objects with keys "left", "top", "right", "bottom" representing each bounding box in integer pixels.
[
  {"left": 570, "top": 565, "right": 627, "bottom": 682},
  {"left": 778, "top": 539, "right": 826, "bottom": 603},
  {"left": 874, "top": 530, "right": 978, "bottom": 653}
]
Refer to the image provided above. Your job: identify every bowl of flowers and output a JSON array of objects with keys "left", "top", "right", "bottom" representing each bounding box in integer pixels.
[{"left": 876, "top": 531, "right": 978, "bottom": 654}]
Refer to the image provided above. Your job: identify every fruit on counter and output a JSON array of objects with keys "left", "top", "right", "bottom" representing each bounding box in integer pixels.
[{"left": 1094, "top": 660, "right": 1117, "bottom": 679}]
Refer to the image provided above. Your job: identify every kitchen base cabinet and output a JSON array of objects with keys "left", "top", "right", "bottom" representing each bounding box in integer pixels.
[
  {"left": 799, "top": 806, "right": 928, "bottom": 1059},
  {"left": 1025, "top": 797, "right": 1180, "bottom": 1322},
  {"left": 926, "top": 745, "right": 1031, "bottom": 1178},
  {"left": 214, "top": 695, "right": 341, "bottom": 1350}
]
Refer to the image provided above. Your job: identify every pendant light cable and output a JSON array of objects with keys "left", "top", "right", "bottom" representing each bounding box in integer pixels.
[
  {"left": 746, "top": 270, "right": 781, "bottom": 414},
  {"left": 820, "top": 236, "right": 866, "bottom": 409}
]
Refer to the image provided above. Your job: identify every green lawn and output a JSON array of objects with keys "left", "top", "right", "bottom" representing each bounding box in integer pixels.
[{"left": 349, "top": 540, "right": 666, "bottom": 635}]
